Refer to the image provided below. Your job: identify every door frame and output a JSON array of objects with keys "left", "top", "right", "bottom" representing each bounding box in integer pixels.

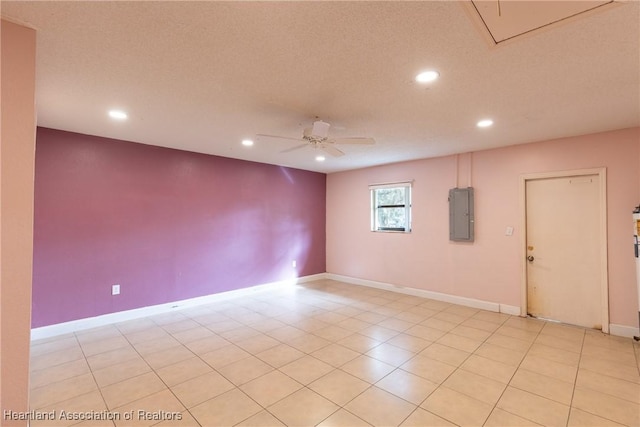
[{"left": 519, "top": 168, "right": 609, "bottom": 333}]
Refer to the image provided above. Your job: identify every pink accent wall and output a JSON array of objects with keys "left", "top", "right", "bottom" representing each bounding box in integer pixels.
[
  {"left": 327, "top": 127, "right": 640, "bottom": 327},
  {"left": 33, "top": 128, "right": 326, "bottom": 327}
]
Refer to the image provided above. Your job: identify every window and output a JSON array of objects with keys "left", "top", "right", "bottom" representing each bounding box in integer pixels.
[{"left": 370, "top": 182, "right": 412, "bottom": 232}]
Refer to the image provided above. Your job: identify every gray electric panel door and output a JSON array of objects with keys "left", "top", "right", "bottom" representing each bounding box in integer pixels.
[{"left": 449, "top": 187, "right": 474, "bottom": 242}]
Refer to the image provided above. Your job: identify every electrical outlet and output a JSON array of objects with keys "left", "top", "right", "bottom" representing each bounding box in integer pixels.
[
  {"left": 292, "top": 260, "right": 297, "bottom": 268},
  {"left": 112, "top": 284, "right": 120, "bottom": 295}
]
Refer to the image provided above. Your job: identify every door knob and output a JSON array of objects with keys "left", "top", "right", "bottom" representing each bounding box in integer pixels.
[{"left": 527, "top": 255, "right": 534, "bottom": 262}]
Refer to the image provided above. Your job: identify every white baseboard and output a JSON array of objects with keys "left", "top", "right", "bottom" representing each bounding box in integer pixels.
[
  {"left": 31, "top": 274, "right": 326, "bottom": 341},
  {"left": 33, "top": 272, "right": 637, "bottom": 341},
  {"left": 609, "top": 323, "right": 640, "bottom": 339},
  {"left": 326, "top": 273, "right": 520, "bottom": 315}
]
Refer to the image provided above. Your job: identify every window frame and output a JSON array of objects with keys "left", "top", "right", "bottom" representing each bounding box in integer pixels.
[{"left": 369, "top": 181, "right": 412, "bottom": 233}]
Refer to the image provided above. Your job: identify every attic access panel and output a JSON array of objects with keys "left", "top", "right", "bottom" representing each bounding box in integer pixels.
[
  {"left": 468, "top": 0, "right": 614, "bottom": 44},
  {"left": 449, "top": 187, "right": 474, "bottom": 242}
]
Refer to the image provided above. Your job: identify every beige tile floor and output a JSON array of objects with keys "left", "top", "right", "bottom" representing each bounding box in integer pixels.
[{"left": 29, "top": 280, "right": 640, "bottom": 427}]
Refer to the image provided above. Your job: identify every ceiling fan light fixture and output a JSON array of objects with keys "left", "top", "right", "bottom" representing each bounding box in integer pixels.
[
  {"left": 311, "top": 120, "right": 331, "bottom": 138},
  {"left": 415, "top": 70, "right": 439, "bottom": 83},
  {"left": 315, "top": 155, "right": 326, "bottom": 162}
]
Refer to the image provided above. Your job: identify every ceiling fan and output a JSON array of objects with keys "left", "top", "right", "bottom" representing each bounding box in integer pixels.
[{"left": 257, "top": 120, "right": 375, "bottom": 157}]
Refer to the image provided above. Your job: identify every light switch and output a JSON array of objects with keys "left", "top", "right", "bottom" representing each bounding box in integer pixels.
[{"left": 505, "top": 226, "right": 514, "bottom": 236}]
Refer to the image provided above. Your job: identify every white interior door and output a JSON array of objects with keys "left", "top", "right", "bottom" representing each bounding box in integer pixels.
[{"left": 526, "top": 174, "right": 603, "bottom": 329}]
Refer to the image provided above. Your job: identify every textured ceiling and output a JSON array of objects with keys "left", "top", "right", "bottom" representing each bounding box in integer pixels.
[{"left": 2, "top": 1, "right": 638, "bottom": 173}]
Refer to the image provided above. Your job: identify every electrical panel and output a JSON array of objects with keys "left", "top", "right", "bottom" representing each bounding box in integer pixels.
[{"left": 449, "top": 187, "right": 474, "bottom": 242}]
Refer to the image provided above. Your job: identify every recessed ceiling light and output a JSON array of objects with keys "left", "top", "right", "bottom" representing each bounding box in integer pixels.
[
  {"left": 415, "top": 70, "right": 439, "bottom": 83},
  {"left": 477, "top": 119, "right": 494, "bottom": 128},
  {"left": 108, "top": 110, "right": 128, "bottom": 120},
  {"left": 242, "top": 139, "right": 254, "bottom": 147},
  {"left": 315, "top": 155, "right": 326, "bottom": 162}
]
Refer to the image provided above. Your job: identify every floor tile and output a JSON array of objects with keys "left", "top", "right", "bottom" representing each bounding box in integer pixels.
[
  {"left": 113, "top": 389, "right": 186, "bottom": 427},
  {"left": 442, "top": 368, "right": 506, "bottom": 405},
  {"left": 199, "top": 344, "right": 250, "bottom": 369},
  {"left": 100, "top": 372, "right": 166, "bottom": 410},
  {"left": 143, "top": 345, "right": 194, "bottom": 370},
  {"left": 279, "top": 355, "right": 334, "bottom": 384},
  {"left": 286, "top": 333, "right": 331, "bottom": 353},
  {"left": 132, "top": 335, "right": 182, "bottom": 357},
  {"left": 30, "top": 372, "right": 98, "bottom": 410},
  {"left": 344, "top": 386, "right": 416, "bottom": 427},
  {"left": 30, "top": 390, "right": 111, "bottom": 427},
  {"left": 527, "top": 343, "right": 580, "bottom": 366},
  {"left": 92, "top": 357, "right": 151, "bottom": 387},
  {"left": 183, "top": 334, "right": 230, "bottom": 355},
  {"left": 30, "top": 346, "right": 85, "bottom": 371},
  {"left": 170, "top": 325, "right": 216, "bottom": 344},
  {"left": 267, "top": 388, "right": 339, "bottom": 427},
  {"left": 435, "top": 332, "right": 483, "bottom": 353},
  {"left": 311, "top": 343, "right": 361, "bottom": 367},
  {"left": 510, "top": 368, "right": 574, "bottom": 405},
  {"left": 375, "top": 368, "right": 438, "bottom": 405},
  {"left": 485, "top": 333, "right": 532, "bottom": 353},
  {"left": 484, "top": 408, "right": 542, "bottom": 426},
  {"left": 519, "top": 354, "right": 577, "bottom": 383},
  {"left": 30, "top": 358, "right": 90, "bottom": 389},
  {"left": 124, "top": 326, "right": 171, "bottom": 345},
  {"left": 567, "top": 407, "right": 626, "bottom": 426},
  {"left": 255, "top": 343, "right": 305, "bottom": 368},
  {"left": 340, "top": 355, "right": 396, "bottom": 383},
  {"left": 450, "top": 324, "right": 492, "bottom": 341},
  {"left": 575, "top": 368, "right": 640, "bottom": 403},
  {"left": 365, "top": 342, "right": 415, "bottom": 366},
  {"left": 418, "top": 342, "right": 470, "bottom": 367},
  {"left": 235, "top": 410, "right": 286, "bottom": 427},
  {"left": 75, "top": 326, "right": 123, "bottom": 344},
  {"left": 579, "top": 353, "right": 640, "bottom": 383},
  {"left": 405, "top": 325, "right": 446, "bottom": 341},
  {"left": 171, "top": 370, "right": 236, "bottom": 409},
  {"left": 240, "top": 370, "right": 303, "bottom": 407},
  {"left": 337, "top": 333, "right": 382, "bottom": 353},
  {"left": 581, "top": 343, "right": 637, "bottom": 366},
  {"left": 496, "top": 386, "right": 570, "bottom": 426},
  {"left": 316, "top": 409, "right": 372, "bottom": 426},
  {"left": 421, "top": 386, "right": 493, "bottom": 426},
  {"left": 29, "top": 280, "right": 640, "bottom": 427},
  {"left": 155, "top": 357, "right": 213, "bottom": 387},
  {"left": 86, "top": 345, "right": 141, "bottom": 371},
  {"left": 460, "top": 318, "right": 502, "bottom": 333},
  {"left": 572, "top": 386, "right": 640, "bottom": 426},
  {"left": 474, "top": 342, "right": 526, "bottom": 366},
  {"left": 460, "top": 354, "right": 517, "bottom": 384},
  {"left": 31, "top": 336, "right": 80, "bottom": 358},
  {"left": 308, "top": 369, "right": 370, "bottom": 406},
  {"left": 386, "top": 333, "right": 432, "bottom": 353},
  {"left": 216, "top": 355, "right": 274, "bottom": 386},
  {"left": 420, "top": 316, "right": 459, "bottom": 332},
  {"left": 534, "top": 332, "right": 583, "bottom": 353},
  {"left": 190, "top": 388, "right": 262, "bottom": 426},
  {"left": 313, "top": 325, "right": 354, "bottom": 342},
  {"left": 400, "top": 355, "right": 457, "bottom": 384},
  {"left": 399, "top": 408, "right": 456, "bottom": 426}
]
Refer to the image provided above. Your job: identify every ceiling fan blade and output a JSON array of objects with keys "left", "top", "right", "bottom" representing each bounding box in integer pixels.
[
  {"left": 280, "top": 143, "right": 309, "bottom": 154},
  {"left": 311, "top": 120, "right": 330, "bottom": 138},
  {"left": 257, "top": 134, "right": 304, "bottom": 143},
  {"left": 320, "top": 144, "right": 345, "bottom": 157},
  {"left": 330, "top": 137, "right": 375, "bottom": 145}
]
